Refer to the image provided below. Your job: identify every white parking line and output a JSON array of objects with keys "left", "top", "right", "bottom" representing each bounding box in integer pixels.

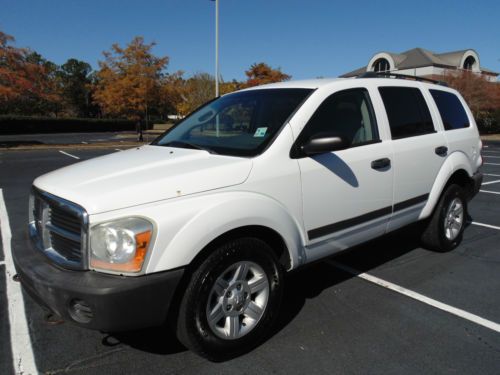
[
  {"left": 484, "top": 163, "right": 500, "bottom": 166},
  {"left": 471, "top": 221, "right": 500, "bottom": 231},
  {"left": 0, "top": 260, "right": 5, "bottom": 266},
  {"left": 484, "top": 155, "right": 500, "bottom": 159},
  {"left": 328, "top": 260, "right": 500, "bottom": 333},
  {"left": 480, "top": 190, "right": 500, "bottom": 195},
  {"left": 0, "top": 190, "right": 38, "bottom": 375},
  {"left": 59, "top": 150, "right": 80, "bottom": 160},
  {"left": 482, "top": 179, "right": 500, "bottom": 186},
  {"left": 484, "top": 173, "right": 500, "bottom": 177}
]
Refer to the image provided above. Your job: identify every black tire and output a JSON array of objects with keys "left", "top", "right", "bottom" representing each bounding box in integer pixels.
[
  {"left": 421, "top": 184, "right": 467, "bottom": 252},
  {"left": 175, "top": 237, "right": 284, "bottom": 361}
]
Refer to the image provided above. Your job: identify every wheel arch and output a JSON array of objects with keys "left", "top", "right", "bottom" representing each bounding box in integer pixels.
[
  {"left": 420, "top": 151, "right": 474, "bottom": 219},
  {"left": 187, "top": 225, "right": 292, "bottom": 272}
]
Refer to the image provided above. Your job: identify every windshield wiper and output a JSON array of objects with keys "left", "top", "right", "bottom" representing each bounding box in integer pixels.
[{"left": 162, "top": 141, "right": 218, "bottom": 154}]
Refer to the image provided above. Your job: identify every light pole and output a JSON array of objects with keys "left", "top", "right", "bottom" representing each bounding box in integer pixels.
[{"left": 212, "top": 0, "right": 219, "bottom": 97}]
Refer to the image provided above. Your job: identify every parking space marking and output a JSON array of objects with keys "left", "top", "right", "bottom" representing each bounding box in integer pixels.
[
  {"left": 328, "top": 260, "right": 500, "bottom": 333},
  {"left": 59, "top": 150, "right": 80, "bottom": 160},
  {"left": 480, "top": 190, "right": 500, "bottom": 195},
  {"left": 482, "top": 179, "right": 500, "bottom": 186},
  {"left": 484, "top": 173, "right": 500, "bottom": 177},
  {"left": 0, "top": 190, "right": 38, "bottom": 375},
  {"left": 0, "top": 260, "right": 5, "bottom": 266},
  {"left": 471, "top": 221, "right": 500, "bottom": 231},
  {"left": 484, "top": 156, "right": 500, "bottom": 159},
  {"left": 484, "top": 163, "right": 500, "bottom": 166}
]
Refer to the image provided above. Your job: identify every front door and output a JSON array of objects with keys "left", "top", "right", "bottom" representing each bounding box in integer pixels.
[{"left": 295, "top": 88, "right": 394, "bottom": 261}]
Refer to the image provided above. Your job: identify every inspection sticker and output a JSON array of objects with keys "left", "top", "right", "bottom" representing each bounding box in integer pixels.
[{"left": 254, "top": 127, "right": 268, "bottom": 137}]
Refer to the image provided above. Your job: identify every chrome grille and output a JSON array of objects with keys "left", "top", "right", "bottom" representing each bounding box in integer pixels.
[{"left": 29, "top": 188, "right": 88, "bottom": 270}]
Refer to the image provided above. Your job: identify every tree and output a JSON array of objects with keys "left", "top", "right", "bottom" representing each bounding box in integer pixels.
[
  {"left": 93, "top": 36, "right": 168, "bottom": 121},
  {"left": 0, "top": 31, "right": 60, "bottom": 115},
  {"left": 165, "top": 72, "right": 215, "bottom": 117},
  {"left": 59, "top": 58, "right": 93, "bottom": 117},
  {"left": 244, "top": 62, "right": 291, "bottom": 87}
]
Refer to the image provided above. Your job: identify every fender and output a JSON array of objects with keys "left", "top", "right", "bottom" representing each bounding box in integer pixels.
[
  {"left": 419, "top": 151, "right": 474, "bottom": 219},
  {"left": 147, "top": 191, "right": 306, "bottom": 273}
]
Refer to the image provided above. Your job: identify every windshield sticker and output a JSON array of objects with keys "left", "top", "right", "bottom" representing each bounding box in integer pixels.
[{"left": 254, "top": 127, "right": 268, "bottom": 137}]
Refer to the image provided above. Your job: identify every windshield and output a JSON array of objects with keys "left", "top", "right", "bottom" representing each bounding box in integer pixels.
[{"left": 153, "top": 88, "right": 312, "bottom": 156}]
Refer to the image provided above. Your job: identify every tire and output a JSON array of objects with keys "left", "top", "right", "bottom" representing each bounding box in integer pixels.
[
  {"left": 175, "top": 237, "right": 284, "bottom": 361},
  {"left": 421, "top": 184, "right": 467, "bottom": 252}
]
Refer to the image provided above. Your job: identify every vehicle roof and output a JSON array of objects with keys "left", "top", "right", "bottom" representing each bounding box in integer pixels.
[{"left": 240, "top": 77, "right": 451, "bottom": 91}]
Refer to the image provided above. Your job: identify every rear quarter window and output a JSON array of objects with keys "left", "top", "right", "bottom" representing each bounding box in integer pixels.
[
  {"left": 379, "top": 86, "right": 435, "bottom": 139},
  {"left": 430, "top": 90, "right": 470, "bottom": 130}
]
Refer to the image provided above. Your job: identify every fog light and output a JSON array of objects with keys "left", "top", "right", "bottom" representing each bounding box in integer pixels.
[{"left": 68, "top": 299, "right": 93, "bottom": 324}]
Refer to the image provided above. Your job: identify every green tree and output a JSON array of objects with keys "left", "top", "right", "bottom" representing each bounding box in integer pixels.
[{"left": 59, "top": 58, "right": 93, "bottom": 117}]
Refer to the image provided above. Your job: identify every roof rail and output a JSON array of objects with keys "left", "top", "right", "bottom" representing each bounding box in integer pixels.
[{"left": 357, "top": 71, "right": 448, "bottom": 86}]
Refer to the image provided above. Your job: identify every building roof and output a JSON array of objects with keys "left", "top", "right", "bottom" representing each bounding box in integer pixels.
[{"left": 340, "top": 48, "right": 499, "bottom": 77}]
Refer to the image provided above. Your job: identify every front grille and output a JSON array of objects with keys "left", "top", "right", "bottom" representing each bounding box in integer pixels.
[
  {"left": 50, "top": 205, "right": 81, "bottom": 234},
  {"left": 49, "top": 231, "right": 81, "bottom": 262},
  {"left": 30, "top": 188, "right": 88, "bottom": 269}
]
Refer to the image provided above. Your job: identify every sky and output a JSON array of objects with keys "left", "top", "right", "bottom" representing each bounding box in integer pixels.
[{"left": 1, "top": 0, "right": 499, "bottom": 81}]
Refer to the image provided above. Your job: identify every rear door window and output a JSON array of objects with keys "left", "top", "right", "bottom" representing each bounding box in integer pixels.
[
  {"left": 379, "top": 87, "right": 435, "bottom": 139},
  {"left": 430, "top": 90, "right": 470, "bottom": 130}
]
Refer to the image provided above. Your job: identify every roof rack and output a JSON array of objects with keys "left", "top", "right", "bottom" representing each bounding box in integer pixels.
[{"left": 357, "top": 71, "right": 448, "bottom": 86}]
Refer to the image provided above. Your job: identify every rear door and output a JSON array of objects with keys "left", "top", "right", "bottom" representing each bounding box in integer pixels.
[{"left": 376, "top": 84, "right": 448, "bottom": 231}]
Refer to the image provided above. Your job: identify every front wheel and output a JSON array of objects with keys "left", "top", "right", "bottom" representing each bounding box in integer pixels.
[
  {"left": 421, "top": 184, "right": 467, "bottom": 252},
  {"left": 176, "top": 238, "right": 284, "bottom": 361}
]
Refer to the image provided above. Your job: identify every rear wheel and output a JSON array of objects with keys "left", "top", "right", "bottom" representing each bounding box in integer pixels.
[
  {"left": 176, "top": 238, "right": 284, "bottom": 361},
  {"left": 421, "top": 184, "right": 467, "bottom": 252}
]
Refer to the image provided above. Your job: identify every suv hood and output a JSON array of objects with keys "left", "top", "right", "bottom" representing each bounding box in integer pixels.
[{"left": 34, "top": 145, "right": 253, "bottom": 214}]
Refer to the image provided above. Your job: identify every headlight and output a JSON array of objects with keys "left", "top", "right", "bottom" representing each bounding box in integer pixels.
[{"left": 90, "top": 217, "right": 153, "bottom": 273}]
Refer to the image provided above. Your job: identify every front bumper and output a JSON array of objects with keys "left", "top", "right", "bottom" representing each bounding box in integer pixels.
[{"left": 13, "top": 233, "right": 184, "bottom": 332}]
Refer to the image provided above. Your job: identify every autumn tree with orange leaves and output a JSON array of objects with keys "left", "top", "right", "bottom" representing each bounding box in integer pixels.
[
  {"left": 93, "top": 37, "right": 168, "bottom": 121},
  {"left": 0, "top": 31, "right": 60, "bottom": 115},
  {"left": 244, "top": 62, "right": 291, "bottom": 88}
]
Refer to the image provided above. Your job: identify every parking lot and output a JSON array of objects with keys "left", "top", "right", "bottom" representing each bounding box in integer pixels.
[{"left": 1, "top": 143, "right": 500, "bottom": 374}]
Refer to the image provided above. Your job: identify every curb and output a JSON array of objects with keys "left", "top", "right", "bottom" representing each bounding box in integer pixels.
[{"left": 0, "top": 142, "right": 148, "bottom": 151}]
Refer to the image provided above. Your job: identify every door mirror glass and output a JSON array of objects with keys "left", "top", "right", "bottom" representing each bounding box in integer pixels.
[{"left": 301, "top": 133, "right": 348, "bottom": 155}]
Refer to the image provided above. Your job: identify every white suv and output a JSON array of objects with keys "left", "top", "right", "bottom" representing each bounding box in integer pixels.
[{"left": 15, "top": 74, "right": 483, "bottom": 360}]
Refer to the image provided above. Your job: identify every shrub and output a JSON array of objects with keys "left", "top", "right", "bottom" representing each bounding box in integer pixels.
[{"left": 0, "top": 116, "right": 136, "bottom": 134}]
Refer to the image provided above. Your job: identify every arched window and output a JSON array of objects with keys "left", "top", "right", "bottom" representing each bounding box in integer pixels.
[
  {"left": 373, "top": 58, "right": 390, "bottom": 72},
  {"left": 463, "top": 56, "right": 475, "bottom": 70}
]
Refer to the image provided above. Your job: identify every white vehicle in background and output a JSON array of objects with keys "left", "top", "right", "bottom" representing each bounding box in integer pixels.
[{"left": 15, "top": 73, "right": 482, "bottom": 360}]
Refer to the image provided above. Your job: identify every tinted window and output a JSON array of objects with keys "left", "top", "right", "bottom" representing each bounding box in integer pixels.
[
  {"left": 153, "top": 88, "right": 312, "bottom": 157},
  {"left": 379, "top": 87, "right": 435, "bottom": 139},
  {"left": 430, "top": 90, "right": 470, "bottom": 130},
  {"left": 300, "top": 88, "right": 379, "bottom": 146}
]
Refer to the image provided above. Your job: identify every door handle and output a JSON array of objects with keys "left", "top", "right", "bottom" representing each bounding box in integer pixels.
[
  {"left": 371, "top": 158, "right": 391, "bottom": 170},
  {"left": 435, "top": 146, "right": 448, "bottom": 156}
]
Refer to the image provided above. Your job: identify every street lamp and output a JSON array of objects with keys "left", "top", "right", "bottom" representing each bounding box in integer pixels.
[{"left": 211, "top": 0, "right": 219, "bottom": 97}]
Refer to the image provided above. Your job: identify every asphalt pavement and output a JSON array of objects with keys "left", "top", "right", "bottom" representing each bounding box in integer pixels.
[{"left": 0, "top": 143, "right": 499, "bottom": 374}]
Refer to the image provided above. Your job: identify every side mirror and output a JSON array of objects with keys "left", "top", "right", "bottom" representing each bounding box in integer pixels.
[{"left": 301, "top": 133, "right": 348, "bottom": 155}]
